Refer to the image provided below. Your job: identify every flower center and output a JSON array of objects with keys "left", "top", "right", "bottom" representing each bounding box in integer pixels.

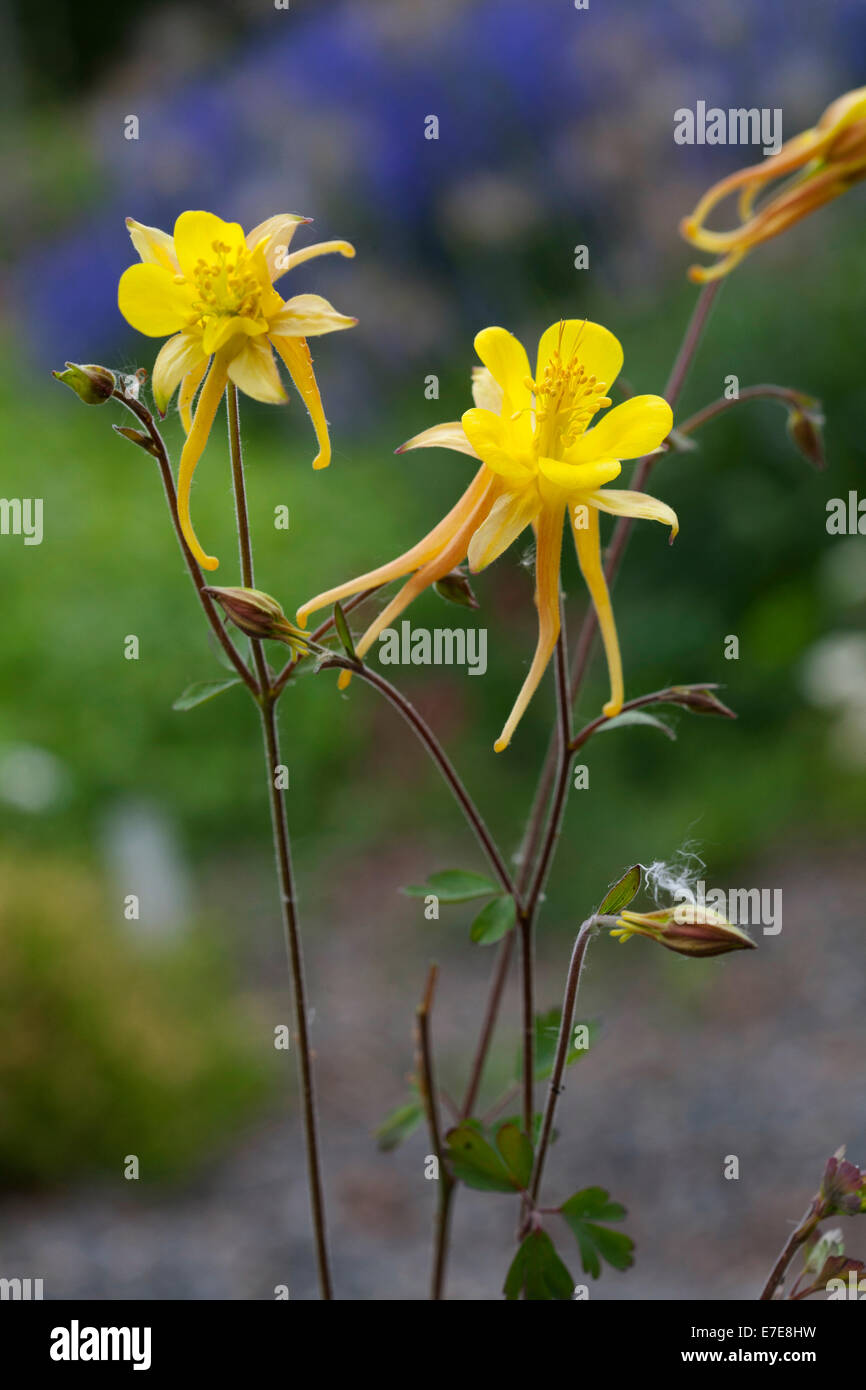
[
  {"left": 528, "top": 349, "right": 611, "bottom": 457},
  {"left": 188, "top": 240, "right": 264, "bottom": 325}
]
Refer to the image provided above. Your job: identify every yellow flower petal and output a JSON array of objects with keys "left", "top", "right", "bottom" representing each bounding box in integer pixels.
[
  {"left": 586, "top": 488, "right": 679, "bottom": 539},
  {"left": 565, "top": 395, "right": 673, "bottom": 465},
  {"left": 535, "top": 320, "right": 623, "bottom": 394},
  {"left": 494, "top": 504, "right": 564, "bottom": 751},
  {"left": 461, "top": 407, "right": 533, "bottom": 482},
  {"left": 172, "top": 210, "right": 246, "bottom": 279},
  {"left": 346, "top": 476, "right": 495, "bottom": 671},
  {"left": 297, "top": 467, "right": 491, "bottom": 628},
  {"left": 538, "top": 456, "right": 622, "bottom": 493},
  {"left": 117, "top": 262, "right": 195, "bottom": 337},
  {"left": 152, "top": 332, "right": 207, "bottom": 414},
  {"left": 281, "top": 240, "right": 356, "bottom": 273},
  {"left": 245, "top": 213, "right": 311, "bottom": 279},
  {"left": 395, "top": 422, "right": 479, "bottom": 458},
  {"left": 571, "top": 504, "right": 623, "bottom": 718},
  {"left": 270, "top": 293, "right": 358, "bottom": 337},
  {"left": 473, "top": 327, "right": 532, "bottom": 412},
  {"left": 471, "top": 365, "right": 503, "bottom": 414},
  {"left": 125, "top": 217, "right": 178, "bottom": 271},
  {"left": 202, "top": 314, "right": 266, "bottom": 357},
  {"left": 227, "top": 337, "right": 287, "bottom": 404},
  {"left": 270, "top": 334, "right": 331, "bottom": 469},
  {"left": 467, "top": 488, "right": 540, "bottom": 572},
  {"left": 176, "top": 356, "right": 228, "bottom": 571},
  {"left": 178, "top": 359, "right": 209, "bottom": 435}
]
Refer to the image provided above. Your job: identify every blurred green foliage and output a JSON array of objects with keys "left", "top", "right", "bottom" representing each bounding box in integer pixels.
[{"left": 0, "top": 852, "right": 270, "bottom": 1185}]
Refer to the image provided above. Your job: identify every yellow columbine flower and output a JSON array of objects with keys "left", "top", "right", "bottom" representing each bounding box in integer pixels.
[
  {"left": 118, "top": 210, "right": 356, "bottom": 570},
  {"left": 298, "top": 320, "right": 676, "bottom": 751},
  {"left": 681, "top": 87, "right": 866, "bottom": 282}
]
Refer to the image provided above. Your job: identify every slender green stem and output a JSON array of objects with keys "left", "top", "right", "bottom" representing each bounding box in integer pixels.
[
  {"left": 226, "top": 386, "right": 333, "bottom": 1300},
  {"left": 316, "top": 655, "right": 518, "bottom": 902},
  {"left": 758, "top": 1205, "right": 821, "bottom": 1301},
  {"left": 113, "top": 388, "right": 257, "bottom": 694},
  {"left": 259, "top": 696, "right": 334, "bottom": 1300},
  {"left": 272, "top": 588, "right": 378, "bottom": 698},
  {"left": 527, "top": 917, "right": 601, "bottom": 1209},
  {"left": 676, "top": 383, "right": 810, "bottom": 439},
  {"left": 226, "top": 386, "right": 271, "bottom": 697},
  {"left": 415, "top": 965, "right": 455, "bottom": 1300}
]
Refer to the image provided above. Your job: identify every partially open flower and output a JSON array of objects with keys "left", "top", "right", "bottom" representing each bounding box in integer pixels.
[
  {"left": 680, "top": 87, "right": 866, "bottom": 282},
  {"left": 118, "top": 211, "right": 356, "bottom": 570},
  {"left": 611, "top": 904, "right": 756, "bottom": 957}
]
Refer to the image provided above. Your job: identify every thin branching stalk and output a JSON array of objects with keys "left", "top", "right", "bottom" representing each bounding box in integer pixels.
[
  {"left": 527, "top": 916, "right": 607, "bottom": 1210},
  {"left": 316, "top": 655, "right": 518, "bottom": 901},
  {"left": 227, "top": 386, "right": 333, "bottom": 1300},
  {"left": 112, "top": 388, "right": 257, "bottom": 693},
  {"left": 676, "top": 383, "right": 810, "bottom": 437},
  {"left": 758, "top": 1206, "right": 821, "bottom": 1301},
  {"left": 415, "top": 965, "right": 455, "bottom": 1300}
]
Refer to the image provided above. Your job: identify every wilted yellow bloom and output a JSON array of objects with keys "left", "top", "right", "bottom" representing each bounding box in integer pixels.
[
  {"left": 118, "top": 211, "right": 356, "bottom": 569},
  {"left": 298, "top": 320, "right": 675, "bottom": 751},
  {"left": 681, "top": 87, "right": 866, "bottom": 282}
]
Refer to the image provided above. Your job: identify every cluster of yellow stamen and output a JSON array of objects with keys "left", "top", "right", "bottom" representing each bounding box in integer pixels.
[
  {"left": 524, "top": 349, "right": 611, "bottom": 455},
  {"left": 187, "top": 239, "right": 264, "bottom": 325}
]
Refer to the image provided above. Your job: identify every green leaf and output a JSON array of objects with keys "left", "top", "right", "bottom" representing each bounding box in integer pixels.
[
  {"left": 529, "top": 1008, "right": 595, "bottom": 1082},
  {"left": 403, "top": 869, "right": 499, "bottom": 903},
  {"left": 597, "top": 865, "right": 641, "bottom": 917},
  {"left": 495, "top": 1123, "right": 534, "bottom": 1190},
  {"left": 374, "top": 1099, "right": 423, "bottom": 1153},
  {"left": 500, "top": 1113, "right": 552, "bottom": 1147},
  {"left": 598, "top": 710, "right": 676, "bottom": 740},
  {"left": 172, "top": 677, "right": 242, "bottom": 711},
  {"left": 504, "top": 1231, "right": 574, "bottom": 1301},
  {"left": 560, "top": 1187, "right": 634, "bottom": 1279},
  {"left": 470, "top": 894, "right": 516, "bottom": 944},
  {"left": 332, "top": 601, "right": 356, "bottom": 660},
  {"left": 445, "top": 1122, "right": 517, "bottom": 1192}
]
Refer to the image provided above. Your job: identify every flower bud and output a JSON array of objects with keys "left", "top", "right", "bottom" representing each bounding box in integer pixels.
[
  {"left": 611, "top": 904, "right": 756, "bottom": 957},
  {"left": 786, "top": 406, "right": 826, "bottom": 471},
  {"left": 204, "top": 586, "right": 309, "bottom": 651},
  {"left": 434, "top": 567, "right": 480, "bottom": 610},
  {"left": 52, "top": 362, "right": 115, "bottom": 405},
  {"left": 819, "top": 1149, "right": 866, "bottom": 1217}
]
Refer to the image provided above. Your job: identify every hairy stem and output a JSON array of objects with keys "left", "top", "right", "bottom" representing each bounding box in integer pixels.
[
  {"left": 758, "top": 1206, "right": 820, "bottom": 1301},
  {"left": 113, "top": 387, "right": 257, "bottom": 694},
  {"left": 260, "top": 696, "right": 334, "bottom": 1300},
  {"left": 226, "top": 387, "right": 333, "bottom": 1300},
  {"left": 316, "top": 656, "right": 518, "bottom": 901},
  {"left": 528, "top": 917, "right": 601, "bottom": 1209},
  {"left": 676, "top": 383, "right": 809, "bottom": 439},
  {"left": 415, "top": 965, "right": 456, "bottom": 1300}
]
